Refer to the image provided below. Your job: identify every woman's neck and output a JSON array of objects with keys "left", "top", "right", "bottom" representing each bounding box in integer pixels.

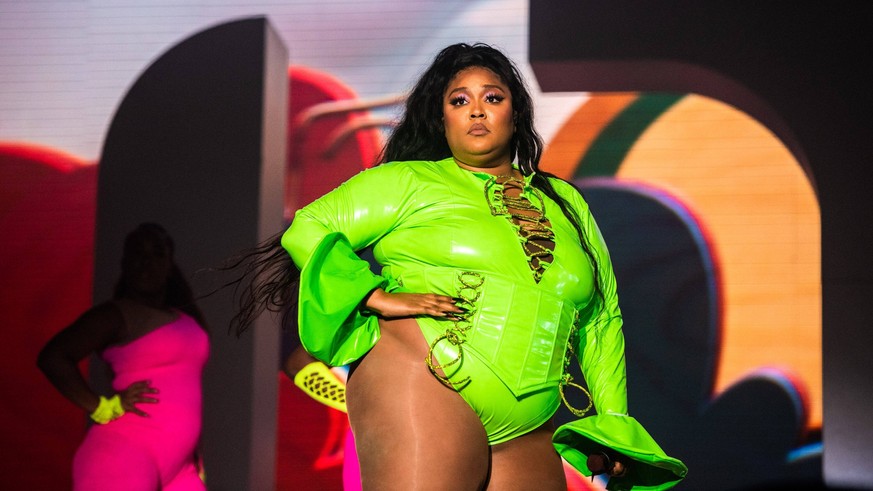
[
  {"left": 123, "top": 291, "right": 168, "bottom": 310},
  {"left": 453, "top": 157, "right": 517, "bottom": 177}
]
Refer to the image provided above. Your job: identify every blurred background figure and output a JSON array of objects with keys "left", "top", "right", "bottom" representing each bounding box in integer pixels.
[{"left": 37, "top": 222, "right": 209, "bottom": 491}]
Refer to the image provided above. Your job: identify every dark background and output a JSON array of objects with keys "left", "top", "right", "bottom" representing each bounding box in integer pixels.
[{"left": 530, "top": 2, "right": 872, "bottom": 489}]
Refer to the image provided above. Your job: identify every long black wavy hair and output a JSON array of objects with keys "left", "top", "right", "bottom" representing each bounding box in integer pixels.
[
  {"left": 382, "top": 43, "right": 538, "bottom": 171},
  {"left": 114, "top": 222, "right": 208, "bottom": 330},
  {"left": 225, "top": 42, "right": 604, "bottom": 336}
]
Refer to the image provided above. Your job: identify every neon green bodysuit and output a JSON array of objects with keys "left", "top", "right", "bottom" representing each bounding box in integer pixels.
[{"left": 282, "top": 157, "right": 687, "bottom": 490}]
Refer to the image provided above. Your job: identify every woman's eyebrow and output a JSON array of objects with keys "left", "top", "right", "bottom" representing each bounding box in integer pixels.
[{"left": 446, "top": 84, "right": 506, "bottom": 96}]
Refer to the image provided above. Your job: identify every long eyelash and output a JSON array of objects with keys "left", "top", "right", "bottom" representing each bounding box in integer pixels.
[
  {"left": 485, "top": 93, "right": 505, "bottom": 103},
  {"left": 449, "top": 95, "right": 468, "bottom": 105}
]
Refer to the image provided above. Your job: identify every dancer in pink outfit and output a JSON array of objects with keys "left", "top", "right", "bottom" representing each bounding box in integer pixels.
[{"left": 38, "top": 223, "right": 209, "bottom": 491}]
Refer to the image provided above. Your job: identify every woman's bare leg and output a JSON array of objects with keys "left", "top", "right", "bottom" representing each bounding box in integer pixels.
[
  {"left": 347, "top": 317, "right": 490, "bottom": 490},
  {"left": 486, "top": 420, "right": 566, "bottom": 491}
]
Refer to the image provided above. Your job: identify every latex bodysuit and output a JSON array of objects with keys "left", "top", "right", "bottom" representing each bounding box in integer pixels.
[{"left": 283, "top": 157, "right": 686, "bottom": 489}]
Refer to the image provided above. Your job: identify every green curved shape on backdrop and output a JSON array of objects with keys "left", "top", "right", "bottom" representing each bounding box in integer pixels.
[{"left": 574, "top": 93, "right": 685, "bottom": 179}]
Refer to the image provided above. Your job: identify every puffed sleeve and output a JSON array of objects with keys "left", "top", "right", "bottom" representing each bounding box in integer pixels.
[{"left": 281, "top": 163, "right": 416, "bottom": 366}]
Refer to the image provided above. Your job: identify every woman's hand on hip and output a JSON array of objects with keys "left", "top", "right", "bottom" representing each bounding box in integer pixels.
[
  {"left": 364, "top": 289, "right": 466, "bottom": 319},
  {"left": 117, "top": 380, "right": 159, "bottom": 417}
]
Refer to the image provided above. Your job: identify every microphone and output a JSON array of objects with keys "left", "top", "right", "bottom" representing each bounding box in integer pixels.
[{"left": 586, "top": 450, "right": 628, "bottom": 480}]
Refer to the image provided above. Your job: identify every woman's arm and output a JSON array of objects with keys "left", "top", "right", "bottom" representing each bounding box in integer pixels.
[
  {"left": 554, "top": 179, "right": 629, "bottom": 415},
  {"left": 36, "top": 303, "right": 122, "bottom": 413},
  {"left": 282, "top": 162, "right": 416, "bottom": 269},
  {"left": 36, "top": 303, "right": 159, "bottom": 417},
  {"left": 281, "top": 163, "right": 461, "bottom": 366}
]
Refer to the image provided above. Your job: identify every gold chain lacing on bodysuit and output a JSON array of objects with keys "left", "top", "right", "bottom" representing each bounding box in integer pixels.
[
  {"left": 424, "top": 174, "right": 594, "bottom": 416},
  {"left": 490, "top": 174, "right": 593, "bottom": 415},
  {"left": 561, "top": 313, "right": 594, "bottom": 417},
  {"left": 485, "top": 175, "right": 554, "bottom": 283}
]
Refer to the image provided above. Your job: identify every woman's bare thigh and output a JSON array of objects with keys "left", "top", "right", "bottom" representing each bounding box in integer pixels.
[
  {"left": 347, "top": 317, "right": 490, "bottom": 490},
  {"left": 486, "top": 420, "right": 566, "bottom": 491}
]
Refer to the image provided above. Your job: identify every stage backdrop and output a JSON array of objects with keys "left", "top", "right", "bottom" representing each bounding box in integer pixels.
[{"left": 1, "top": 2, "right": 827, "bottom": 490}]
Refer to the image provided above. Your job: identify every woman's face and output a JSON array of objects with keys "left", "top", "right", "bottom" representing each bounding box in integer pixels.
[
  {"left": 121, "top": 236, "right": 172, "bottom": 296},
  {"left": 443, "top": 66, "right": 514, "bottom": 172}
]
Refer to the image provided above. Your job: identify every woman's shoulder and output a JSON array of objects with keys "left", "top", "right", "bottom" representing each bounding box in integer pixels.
[
  {"left": 375, "top": 158, "right": 449, "bottom": 171},
  {"left": 66, "top": 301, "right": 126, "bottom": 347},
  {"left": 543, "top": 174, "right": 583, "bottom": 198},
  {"left": 360, "top": 158, "right": 450, "bottom": 181},
  {"left": 540, "top": 174, "right": 592, "bottom": 213},
  {"left": 86, "top": 300, "right": 125, "bottom": 324}
]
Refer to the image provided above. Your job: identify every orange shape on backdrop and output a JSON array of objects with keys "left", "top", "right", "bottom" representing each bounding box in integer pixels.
[
  {"left": 543, "top": 92, "right": 821, "bottom": 431},
  {"left": 617, "top": 94, "right": 821, "bottom": 429},
  {"left": 540, "top": 93, "right": 638, "bottom": 180}
]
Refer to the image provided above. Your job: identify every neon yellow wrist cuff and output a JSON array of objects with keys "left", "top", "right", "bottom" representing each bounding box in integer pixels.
[
  {"left": 90, "top": 394, "right": 125, "bottom": 424},
  {"left": 294, "top": 361, "right": 347, "bottom": 413}
]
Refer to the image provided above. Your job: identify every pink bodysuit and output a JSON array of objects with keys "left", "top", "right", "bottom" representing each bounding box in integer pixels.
[{"left": 73, "top": 312, "right": 209, "bottom": 491}]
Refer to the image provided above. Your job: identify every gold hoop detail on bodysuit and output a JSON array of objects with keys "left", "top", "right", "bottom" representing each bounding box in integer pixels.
[
  {"left": 560, "top": 375, "right": 593, "bottom": 417},
  {"left": 559, "top": 314, "right": 594, "bottom": 417},
  {"left": 425, "top": 271, "right": 484, "bottom": 390}
]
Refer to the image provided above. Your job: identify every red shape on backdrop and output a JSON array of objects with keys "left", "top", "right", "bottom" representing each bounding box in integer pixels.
[
  {"left": 285, "top": 65, "right": 383, "bottom": 214},
  {"left": 0, "top": 143, "right": 97, "bottom": 491},
  {"left": 276, "top": 65, "right": 385, "bottom": 490}
]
